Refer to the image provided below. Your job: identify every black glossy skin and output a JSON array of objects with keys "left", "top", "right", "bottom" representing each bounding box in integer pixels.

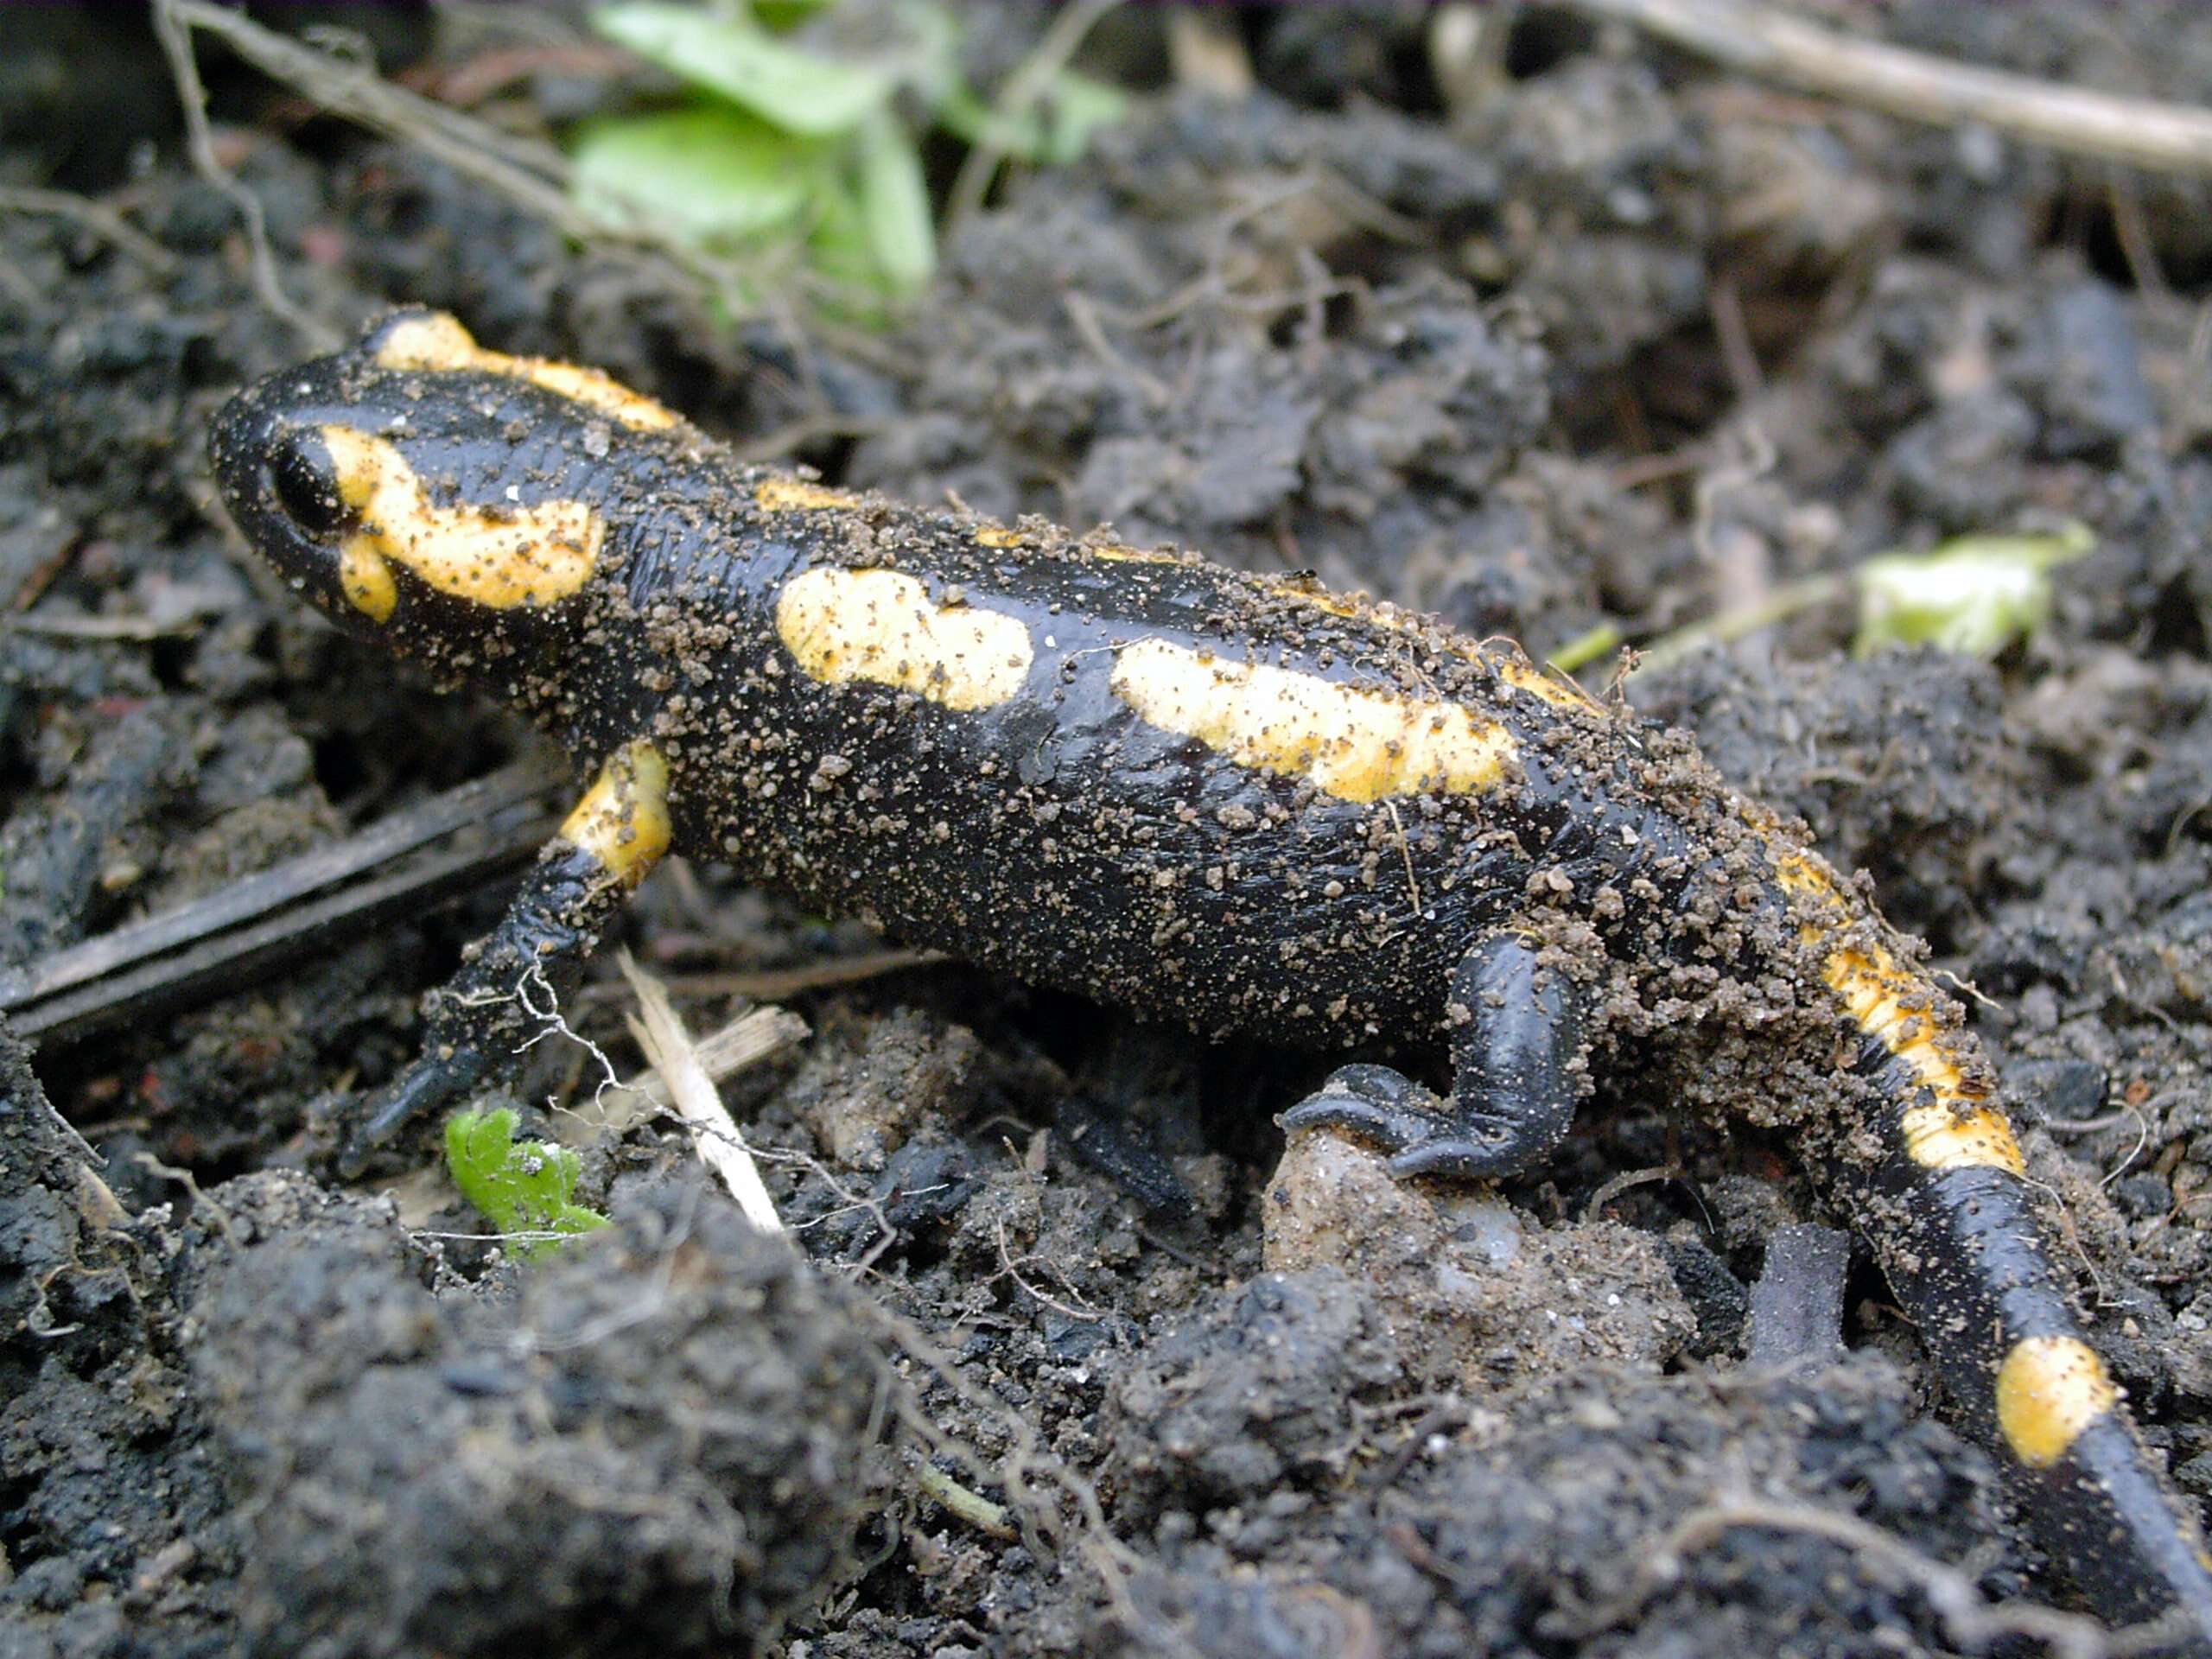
[
  {"left": 211, "top": 313, "right": 2212, "bottom": 1644},
  {"left": 217, "top": 340, "right": 1698, "bottom": 1052}
]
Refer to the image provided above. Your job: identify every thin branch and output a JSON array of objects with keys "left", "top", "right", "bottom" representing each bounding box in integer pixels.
[
  {"left": 946, "top": 0, "right": 1122, "bottom": 228},
  {"left": 1580, "top": 1494, "right": 2185, "bottom": 1658},
  {"left": 619, "top": 951, "right": 788, "bottom": 1236},
  {"left": 0, "top": 763, "right": 563, "bottom": 1046},
  {"left": 151, "top": 0, "right": 334, "bottom": 346},
  {"left": 1578, "top": 0, "right": 2212, "bottom": 180},
  {"left": 0, "top": 186, "right": 179, "bottom": 272},
  {"left": 155, "top": 0, "right": 805, "bottom": 328}
]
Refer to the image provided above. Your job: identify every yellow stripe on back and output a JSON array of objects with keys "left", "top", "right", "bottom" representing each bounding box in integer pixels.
[
  {"left": 756, "top": 478, "right": 862, "bottom": 513},
  {"left": 776, "top": 567, "right": 1033, "bottom": 711},
  {"left": 1495, "top": 654, "right": 1602, "bottom": 712},
  {"left": 1109, "top": 638, "right": 1518, "bottom": 804}
]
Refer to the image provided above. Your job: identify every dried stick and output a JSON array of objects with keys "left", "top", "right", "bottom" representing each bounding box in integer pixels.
[
  {"left": 618, "top": 951, "right": 787, "bottom": 1236},
  {"left": 1578, "top": 0, "right": 2212, "bottom": 180},
  {"left": 945, "top": 0, "right": 1122, "bottom": 228}
]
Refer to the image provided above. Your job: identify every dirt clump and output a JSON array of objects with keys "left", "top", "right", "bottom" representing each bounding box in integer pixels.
[{"left": 183, "top": 1172, "right": 887, "bottom": 1659}]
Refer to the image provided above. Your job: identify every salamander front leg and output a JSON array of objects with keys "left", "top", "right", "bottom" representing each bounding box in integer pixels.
[
  {"left": 1279, "top": 931, "right": 1589, "bottom": 1179},
  {"left": 343, "top": 742, "right": 671, "bottom": 1168}
]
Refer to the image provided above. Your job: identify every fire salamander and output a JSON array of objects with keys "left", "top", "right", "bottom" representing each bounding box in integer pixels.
[{"left": 213, "top": 309, "right": 2212, "bottom": 1641}]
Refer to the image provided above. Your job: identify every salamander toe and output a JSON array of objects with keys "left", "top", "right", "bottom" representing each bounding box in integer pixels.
[{"left": 1281, "top": 1063, "right": 1529, "bottom": 1179}]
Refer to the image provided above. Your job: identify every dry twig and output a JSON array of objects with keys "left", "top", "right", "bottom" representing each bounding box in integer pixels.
[
  {"left": 1580, "top": 1493, "right": 2183, "bottom": 1657},
  {"left": 0, "top": 185, "right": 179, "bottom": 271},
  {"left": 945, "top": 0, "right": 1122, "bottom": 228},
  {"left": 618, "top": 951, "right": 788, "bottom": 1236},
  {"left": 152, "top": 0, "right": 334, "bottom": 345},
  {"left": 1577, "top": 0, "right": 2212, "bottom": 180}
]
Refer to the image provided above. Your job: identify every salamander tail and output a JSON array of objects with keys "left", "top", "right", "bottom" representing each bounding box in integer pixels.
[{"left": 1868, "top": 1149, "right": 2212, "bottom": 1644}]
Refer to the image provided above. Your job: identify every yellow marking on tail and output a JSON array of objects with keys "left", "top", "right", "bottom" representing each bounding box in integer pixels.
[
  {"left": 1775, "top": 851, "right": 2024, "bottom": 1175},
  {"left": 777, "top": 566, "right": 1032, "bottom": 711},
  {"left": 321, "top": 426, "right": 602, "bottom": 620},
  {"left": 1109, "top": 638, "right": 1517, "bottom": 804},
  {"left": 372, "top": 313, "right": 679, "bottom": 431},
  {"left": 1898, "top": 1097, "right": 2024, "bottom": 1173},
  {"left": 1996, "top": 1336, "right": 2118, "bottom": 1468}
]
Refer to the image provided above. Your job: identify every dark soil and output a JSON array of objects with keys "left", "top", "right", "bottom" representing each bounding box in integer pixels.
[{"left": 9, "top": 3, "right": 2212, "bottom": 1656}]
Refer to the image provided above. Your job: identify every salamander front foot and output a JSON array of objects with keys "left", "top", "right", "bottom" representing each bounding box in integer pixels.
[
  {"left": 334, "top": 1041, "right": 494, "bottom": 1177},
  {"left": 325, "top": 742, "right": 675, "bottom": 1179}
]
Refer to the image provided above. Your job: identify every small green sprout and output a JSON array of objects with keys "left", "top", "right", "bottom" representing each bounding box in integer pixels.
[
  {"left": 1547, "top": 621, "right": 1624, "bottom": 675},
  {"left": 1853, "top": 523, "right": 2094, "bottom": 659},
  {"left": 445, "top": 1106, "right": 609, "bottom": 1262},
  {"left": 574, "top": 0, "right": 1124, "bottom": 306}
]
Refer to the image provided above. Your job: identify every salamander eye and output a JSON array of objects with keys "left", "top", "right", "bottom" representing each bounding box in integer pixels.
[{"left": 267, "top": 434, "right": 346, "bottom": 536}]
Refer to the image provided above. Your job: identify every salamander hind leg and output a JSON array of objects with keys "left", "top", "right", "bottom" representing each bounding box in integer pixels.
[
  {"left": 343, "top": 741, "right": 671, "bottom": 1169},
  {"left": 1280, "top": 931, "right": 1591, "bottom": 1179}
]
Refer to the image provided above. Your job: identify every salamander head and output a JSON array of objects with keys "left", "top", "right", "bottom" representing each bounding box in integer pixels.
[{"left": 210, "top": 309, "right": 683, "bottom": 665}]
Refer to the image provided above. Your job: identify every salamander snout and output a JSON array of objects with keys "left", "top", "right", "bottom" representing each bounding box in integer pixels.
[{"left": 210, "top": 383, "right": 365, "bottom": 626}]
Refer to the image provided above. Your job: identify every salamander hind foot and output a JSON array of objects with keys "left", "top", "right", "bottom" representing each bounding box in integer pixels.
[
  {"left": 1282, "top": 931, "right": 1591, "bottom": 1181},
  {"left": 1280, "top": 1062, "right": 1548, "bottom": 1181}
]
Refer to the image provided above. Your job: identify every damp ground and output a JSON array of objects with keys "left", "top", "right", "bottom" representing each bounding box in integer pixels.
[{"left": 9, "top": 4, "right": 2212, "bottom": 1656}]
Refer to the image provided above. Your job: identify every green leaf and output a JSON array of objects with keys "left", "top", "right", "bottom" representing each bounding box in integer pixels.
[
  {"left": 593, "top": 2, "right": 893, "bottom": 134},
  {"left": 1853, "top": 524, "right": 2093, "bottom": 659},
  {"left": 1035, "top": 70, "right": 1128, "bottom": 166},
  {"left": 934, "top": 85, "right": 1027, "bottom": 154},
  {"left": 572, "top": 106, "right": 823, "bottom": 246},
  {"left": 445, "top": 1106, "right": 609, "bottom": 1262},
  {"left": 804, "top": 175, "right": 892, "bottom": 309},
  {"left": 937, "top": 68, "right": 1126, "bottom": 164},
  {"left": 754, "top": 0, "right": 838, "bottom": 29},
  {"left": 855, "top": 111, "right": 934, "bottom": 295}
]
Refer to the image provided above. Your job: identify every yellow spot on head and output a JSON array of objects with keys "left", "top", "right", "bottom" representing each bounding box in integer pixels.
[
  {"left": 755, "top": 477, "right": 861, "bottom": 513},
  {"left": 1996, "top": 1336, "right": 2118, "bottom": 1467},
  {"left": 1092, "top": 543, "right": 1181, "bottom": 565},
  {"left": 339, "top": 538, "right": 397, "bottom": 623},
  {"left": 777, "top": 567, "right": 1033, "bottom": 712},
  {"left": 560, "top": 741, "right": 671, "bottom": 887},
  {"left": 371, "top": 313, "right": 679, "bottom": 432},
  {"left": 1109, "top": 638, "right": 1517, "bottom": 804},
  {"left": 321, "top": 426, "right": 602, "bottom": 619},
  {"left": 973, "top": 524, "right": 1026, "bottom": 548}
]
